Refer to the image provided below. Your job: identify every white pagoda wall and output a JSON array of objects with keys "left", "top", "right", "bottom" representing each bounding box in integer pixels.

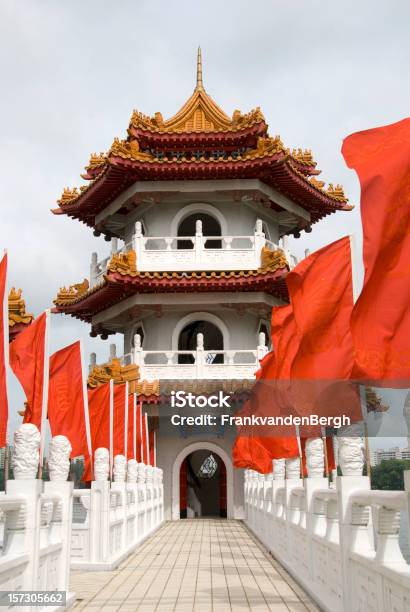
[
  {"left": 123, "top": 308, "right": 269, "bottom": 355},
  {"left": 122, "top": 199, "right": 280, "bottom": 245}
]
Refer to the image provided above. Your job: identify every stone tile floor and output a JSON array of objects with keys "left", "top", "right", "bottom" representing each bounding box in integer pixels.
[{"left": 70, "top": 519, "right": 320, "bottom": 611}]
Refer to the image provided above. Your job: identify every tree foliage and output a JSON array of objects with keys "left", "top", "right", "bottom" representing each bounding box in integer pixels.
[{"left": 371, "top": 459, "right": 410, "bottom": 491}]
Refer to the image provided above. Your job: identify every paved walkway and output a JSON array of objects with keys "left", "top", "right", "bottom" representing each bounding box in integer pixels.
[{"left": 70, "top": 519, "right": 319, "bottom": 611}]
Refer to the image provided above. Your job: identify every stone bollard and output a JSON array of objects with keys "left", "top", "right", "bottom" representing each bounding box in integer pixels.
[
  {"left": 90, "top": 448, "right": 111, "bottom": 564},
  {"left": 127, "top": 459, "right": 138, "bottom": 484},
  {"left": 5, "top": 424, "right": 42, "bottom": 590},
  {"left": 44, "top": 435, "right": 73, "bottom": 593}
]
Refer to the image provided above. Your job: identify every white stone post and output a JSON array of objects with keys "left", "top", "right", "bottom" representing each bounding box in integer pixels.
[
  {"left": 90, "top": 252, "right": 98, "bottom": 287},
  {"left": 112, "top": 455, "right": 127, "bottom": 553},
  {"left": 132, "top": 333, "right": 143, "bottom": 369},
  {"left": 90, "top": 448, "right": 111, "bottom": 564},
  {"left": 89, "top": 352, "right": 97, "bottom": 373},
  {"left": 257, "top": 331, "right": 268, "bottom": 361},
  {"left": 254, "top": 218, "right": 265, "bottom": 265},
  {"left": 133, "top": 221, "right": 143, "bottom": 265},
  {"left": 137, "top": 463, "right": 147, "bottom": 542},
  {"left": 111, "top": 237, "right": 118, "bottom": 254},
  {"left": 336, "top": 423, "right": 369, "bottom": 612},
  {"left": 195, "top": 219, "right": 203, "bottom": 266},
  {"left": 109, "top": 343, "right": 117, "bottom": 361},
  {"left": 196, "top": 332, "right": 205, "bottom": 378},
  {"left": 5, "top": 424, "right": 42, "bottom": 590},
  {"left": 44, "top": 435, "right": 73, "bottom": 593}
]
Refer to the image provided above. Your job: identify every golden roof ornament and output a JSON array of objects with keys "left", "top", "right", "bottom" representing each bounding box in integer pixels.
[
  {"left": 259, "top": 247, "right": 289, "bottom": 272},
  {"left": 196, "top": 46, "right": 204, "bottom": 92},
  {"left": 88, "top": 357, "right": 160, "bottom": 396},
  {"left": 54, "top": 279, "right": 89, "bottom": 305},
  {"left": 8, "top": 288, "right": 34, "bottom": 327},
  {"left": 326, "top": 183, "right": 347, "bottom": 202},
  {"left": 108, "top": 250, "right": 137, "bottom": 275},
  {"left": 58, "top": 187, "right": 80, "bottom": 207}
]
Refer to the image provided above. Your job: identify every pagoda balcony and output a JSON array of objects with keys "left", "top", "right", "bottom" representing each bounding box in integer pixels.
[
  {"left": 90, "top": 219, "right": 296, "bottom": 287},
  {"left": 120, "top": 332, "right": 269, "bottom": 381}
]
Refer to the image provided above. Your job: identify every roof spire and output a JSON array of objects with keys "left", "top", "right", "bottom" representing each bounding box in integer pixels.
[{"left": 196, "top": 46, "right": 204, "bottom": 91}]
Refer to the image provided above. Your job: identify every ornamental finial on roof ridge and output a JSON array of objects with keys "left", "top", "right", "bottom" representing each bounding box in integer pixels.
[{"left": 196, "top": 46, "right": 204, "bottom": 92}]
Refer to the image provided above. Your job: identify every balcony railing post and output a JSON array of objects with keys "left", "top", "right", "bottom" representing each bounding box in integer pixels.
[
  {"left": 195, "top": 220, "right": 203, "bottom": 266},
  {"left": 133, "top": 334, "right": 143, "bottom": 374},
  {"left": 109, "top": 344, "right": 116, "bottom": 361},
  {"left": 257, "top": 332, "right": 268, "bottom": 361},
  {"left": 133, "top": 221, "right": 143, "bottom": 264},
  {"left": 196, "top": 333, "right": 205, "bottom": 377},
  {"left": 90, "top": 252, "right": 98, "bottom": 287},
  {"left": 111, "top": 237, "right": 118, "bottom": 254},
  {"left": 254, "top": 219, "right": 266, "bottom": 267}
]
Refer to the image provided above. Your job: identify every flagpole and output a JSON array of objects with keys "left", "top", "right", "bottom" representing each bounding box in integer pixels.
[
  {"left": 321, "top": 427, "right": 329, "bottom": 479},
  {"left": 153, "top": 430, "right": 157, "bottom": 467},
  {"left": 2, "top": 251, "right": 10, "bottom": 491},
  {"left": 109, "top": 379, "right": 114, "bottom": 482},
  {"left": 38, "top": 309, "right": 50, "bottom": 479},
  {"left": 349, "top": 235, "right": 370, "bottom": 481},
  {"left": 133, "top": 394, "right": 137, "bottom": 460},
  {"left": 145, "top": 412, "right": 149, "bottom": 465},
  {"left": 80, "top": 339, "right": 93, "bottom": 480},
  {"left": 139, "top": 401, "right": 143, "bottom": 463},
  {"left": 124, "top": 382, "right": 129, "bottom": 459}
]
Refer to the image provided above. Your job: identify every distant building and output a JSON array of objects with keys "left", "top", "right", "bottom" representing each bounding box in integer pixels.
[{"left": 371, "top": 447, "right": 410, "bottom": 466}]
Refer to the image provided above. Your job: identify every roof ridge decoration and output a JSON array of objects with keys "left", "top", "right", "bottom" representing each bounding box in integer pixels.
[
  {"left": 87, "top": 357, "right": 160, "bottom": 396},
  {"left": 8, "top": 287, "right": 34, "bottom": 328}
]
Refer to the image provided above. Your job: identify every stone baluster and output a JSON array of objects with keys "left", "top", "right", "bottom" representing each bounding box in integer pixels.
[
  {"left": 133, "top": 221, "right": 143, "bottom": 263},
  {"left": 196, "top": 332, "right": 205, "bottom": 377},
  {"left": 304, "top": 438, "right": 329, "bottom": 546},
  {"left": 111, "top": 237, "right": 118, "bottom": 254},
  {"left": 127, "top": 459, "right": 138, "bottom": 484},
  {"left": 285, "top": 458, "right": 302, "bottom": 525},
  {"left": 109, "top": 343, "right": 117, "bottom": 361},
  {"left": 132, "top": 333, "right": 143, "bottom": 368},
  {"left": 375, "top": 506, "right": 405, "bottom": 565},
  {"left": 44, "top": 435, "right": 73, "bottom": 591},
  {"left": 305, "top": 438, "right": 324, "bottom": 478},
  {"left": 90, "top": 252, "right": 98, "bottom": 287},
  {"left": 94, "top": 448, "right": 110, "bottom": 481},
  {"left": 254, "top": 218, "right": 266, "bottom": 265},
  {"left": 5, "top": 424, "right": 42, "bottom": 589},
  {"left": 113, "top": 455, "right": 126, "bottom": 483},
  {"left": 90, "top": 448, "right": 110, "bottom": 563},
  {"left": 89, "top": 352, "right": 97, "bottom": 373},
  {"left": 350, "top": 503, "right": 372, "bottom": 555},
  {"left": 257, "top": 331, "right": 268, "bottom": 361},
  {"left": 195, "top": 219, "right": 203, "bottom": 264},
  {"left": 337, "top": 423, "right": 365, "bottom": 476}
]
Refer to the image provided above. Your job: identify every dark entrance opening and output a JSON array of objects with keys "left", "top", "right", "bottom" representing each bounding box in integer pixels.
[
  {"left": 177, "top": 213, "right": 222, "bottom": 249},
  {"left": 177, "top": 320, "right": 224, "bottom": 364},
  {"left": 180, "top": 450, "right": 227, "bottom": 519}
]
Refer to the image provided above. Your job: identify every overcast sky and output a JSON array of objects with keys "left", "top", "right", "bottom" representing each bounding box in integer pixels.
[{"left": 1, "top": 0, "right": 409, "bottom": 446}]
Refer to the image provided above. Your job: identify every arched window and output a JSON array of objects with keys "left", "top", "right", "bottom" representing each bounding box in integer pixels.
[
  {"left": 178, "top": 320, "right": 224, "bottom": 364},
  {"left": 177, "top": 213, "right": 222, "bottom": 249}
]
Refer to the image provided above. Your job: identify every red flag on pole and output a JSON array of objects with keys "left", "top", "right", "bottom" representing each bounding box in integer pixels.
[
  {"left": 141, "top": 410, "right": 149, "bottom": 464},
  {"left": 84, "top": 382, "right": 111, "bottom": 481},
  {"left": 113, "top": 383, "right": 127, "bottom": 457},
  {"left": 0, "top": 253, "right": 8, "bottom": 447},
  {"left": 127, "top": 393, "right": 136, "bottom": 460},
  {"left": 48, "top": 341, "right": 92, "bottom": 462},
  {"left": 137, "top": 401, "right": 143, "bottom": 462},
  {"left": 9, "top": 311, "right": 50, "bottom": 448},
  {"left": 342, "top": 117, "right": 410, "bottom": 384}
]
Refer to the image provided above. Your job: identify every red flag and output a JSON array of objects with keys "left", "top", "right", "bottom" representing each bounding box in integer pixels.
[
  {"left": 113, "top": 383, "right": 127, "bottom": 457},
  {"left": 48, "top": 341, "right": 91, "bottom": 461},
  {"left": 287, "top": 237, "right": 361, "bottom": 430},
  {"left": 342, "top": 118, "right": 410, "bottom": 383},
  {"left": 232, "top": 436, "right": 273, "bottom": 473},
  {"left": 0, "top": 254, "right": 8, "bottom": 447},
  {"left": 84, "top": 382, "right": 111, "bottom": 481},
  {"left": 9, "top": 311, "right": 48, "bottom": 429}
]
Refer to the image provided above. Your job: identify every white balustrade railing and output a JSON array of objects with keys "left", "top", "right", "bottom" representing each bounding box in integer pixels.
[
  {"left": 128, "top": 331, "right": 268, "bottom": 380},
  {"left": 90, "top": 219, "right": 295, "bottom": 286},
  {"left": 0, "top": 427, "right": 74, "bottom": 611},
  {"left": 70, "top": 452, "right": 164, "bottom": 571},
  {"left": 243, "top": 436, "right": 410, "bottom": 612}
]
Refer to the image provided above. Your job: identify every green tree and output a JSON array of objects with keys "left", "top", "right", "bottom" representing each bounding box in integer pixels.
[{"left": 371, "top": 459, "right": 410, "bottom": 491}]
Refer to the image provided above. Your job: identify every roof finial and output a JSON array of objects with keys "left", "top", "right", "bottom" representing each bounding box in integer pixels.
[{"left": 196, "top": 46, "right": 204, "bottom": 91}]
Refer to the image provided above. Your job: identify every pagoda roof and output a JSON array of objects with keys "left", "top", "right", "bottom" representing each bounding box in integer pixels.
[
  {"left": 52, "top": 248, "right": 289, "bottom": 326},
  {"left": 53, "top": 50, "right": 352, "bottom": 233}
]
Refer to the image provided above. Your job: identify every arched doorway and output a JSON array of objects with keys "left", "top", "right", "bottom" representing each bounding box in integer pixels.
[
  {"left": 178, "top": 319, "right": 224, "bottom": 364},
  {"left": 172, "top": 441, "right": 234, "bottom": 520},
  {"left": 179, "top": 450, "right": 227, "bottom": 519},
  {"left": 177, "top": 213, "right": 222, "bottom": 249}
]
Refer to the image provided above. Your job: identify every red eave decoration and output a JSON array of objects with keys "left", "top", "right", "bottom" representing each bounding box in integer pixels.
[{"left": 52, "top": 267, "right": 289, "bottom": 323}]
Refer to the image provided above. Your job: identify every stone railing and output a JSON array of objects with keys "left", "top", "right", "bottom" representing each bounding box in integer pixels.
[
  {"left": 244, "top": 435, "right": 410, "bottom": 612},
  {"left": 90, "top": 219, "right": 296, "bottom": 286},
  {"left": 0, "top": 426, "right": 74, "bottom": 610},
  {"left": 71, "top": 449, "right": 164, "bottom": 571},
  {"left": 125, "top": 331, "right": 268, "bottom": 380}
]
